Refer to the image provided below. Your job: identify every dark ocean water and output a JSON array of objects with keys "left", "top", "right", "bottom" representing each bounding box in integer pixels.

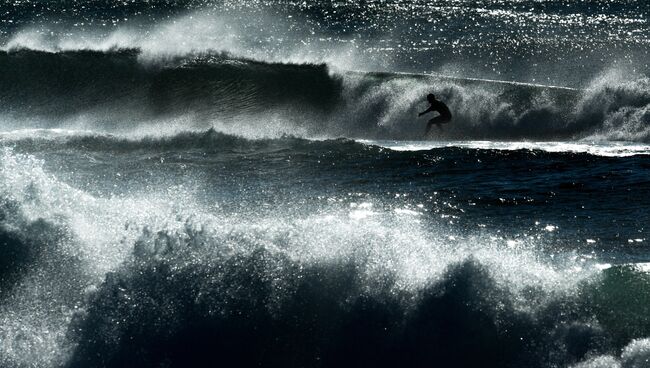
[{"left": 1, "top": 1, "right": 650, "bottom": 367}]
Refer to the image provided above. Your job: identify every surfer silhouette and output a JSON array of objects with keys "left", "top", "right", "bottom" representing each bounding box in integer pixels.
[{"left": 419, "top": 93, "right": 452, "bottom": 136}]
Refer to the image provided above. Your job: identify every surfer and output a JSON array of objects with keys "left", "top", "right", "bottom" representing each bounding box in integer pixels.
[{"left": 418, "top": 93, "right": 452, "bottom": 136}]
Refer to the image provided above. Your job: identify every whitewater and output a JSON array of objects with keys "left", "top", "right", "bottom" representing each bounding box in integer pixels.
[{"left": 1, "top": 1, "right": 650, "bottom": 367}]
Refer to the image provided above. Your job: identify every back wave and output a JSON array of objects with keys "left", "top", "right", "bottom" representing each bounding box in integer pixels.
[
  {"left": 5, "top": 128, "right": 650, "bottom": 161},
  {"left": 0, "top": 48, "right": 648, "bottom": 142},
  {"left": 0, "top": 128, "right": 363, "bottom": 155}
]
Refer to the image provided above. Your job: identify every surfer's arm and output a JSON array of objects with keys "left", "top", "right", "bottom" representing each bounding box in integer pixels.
[{"left": 418, "top": 107, "right": 433, "bottom": 117}]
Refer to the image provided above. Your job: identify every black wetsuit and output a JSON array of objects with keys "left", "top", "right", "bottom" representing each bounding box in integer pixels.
[
  {"left": 427, "top": 100, "right": 452, "bottom": 121},
  {"left": 422, "top": 100, "right": 452, "bottom": 134}
]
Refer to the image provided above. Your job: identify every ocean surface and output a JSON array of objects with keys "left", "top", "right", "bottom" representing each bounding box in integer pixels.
[{"left": 1, "top": 1, "right": 650, "bottom": 367}]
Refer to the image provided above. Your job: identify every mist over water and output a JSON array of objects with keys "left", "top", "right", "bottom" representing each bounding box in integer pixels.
[
  {"left": 1, "top": 1, "right": 650, "bottom": 368},
  {"left": 2, "top": 0, "right": 649, "bottom": 84}
]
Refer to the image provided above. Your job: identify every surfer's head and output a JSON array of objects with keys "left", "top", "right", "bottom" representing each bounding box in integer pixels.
[{"left": 427, "top": 93, "right": 436, "bottom": 103}]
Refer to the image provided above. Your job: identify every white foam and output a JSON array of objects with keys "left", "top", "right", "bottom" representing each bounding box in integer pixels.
[
  {"left": 571, "top": 338, "right": 650, "bottom": 368},
  {"left": 1, "top": 11, "right": 371, "bottom": 71},
  {"left": 361, "top": 140, "right": 650, "bottom": 157},
  {"left": 571, "top": 355, "right": 622, "bottom": 368},
  {"left": 0, "top": 147, "right": 608, "bottom": 366}
]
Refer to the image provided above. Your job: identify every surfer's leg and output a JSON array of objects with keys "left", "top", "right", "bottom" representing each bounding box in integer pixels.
[
  {"left": 425, "top": 116, "right": 451, "bottom": 136},
  {"left": 426, "top": 117, "right": 445, "bottom": 134},
  {"left": 435, "top": 116, "right": 451, "bottom": 131},
  {"left": 425, "top": 119, "right": 436, "bottom": 135}
]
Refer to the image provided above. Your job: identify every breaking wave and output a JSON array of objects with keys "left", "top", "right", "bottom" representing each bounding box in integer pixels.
[
  {"left": 1, "top": 49, "right": 649, "bottom": 142},
  {"left": 1, "top": 146, "right": 650, "bottom": 368},
  {"left": 2, "top": 2, "right": 650, "bottom": 367}
]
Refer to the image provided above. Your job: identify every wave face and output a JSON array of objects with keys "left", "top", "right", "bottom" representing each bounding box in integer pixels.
[
  {"left": 1, "top": 49, "right": 650, "bottom": 142},
  {"left": 0, "top": 49, "right": 341, "bottom": 133}
]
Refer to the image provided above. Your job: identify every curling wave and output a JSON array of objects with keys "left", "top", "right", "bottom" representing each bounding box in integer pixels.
[{"left": 0, "top": 49, "right": 649, "bottom": 142}]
